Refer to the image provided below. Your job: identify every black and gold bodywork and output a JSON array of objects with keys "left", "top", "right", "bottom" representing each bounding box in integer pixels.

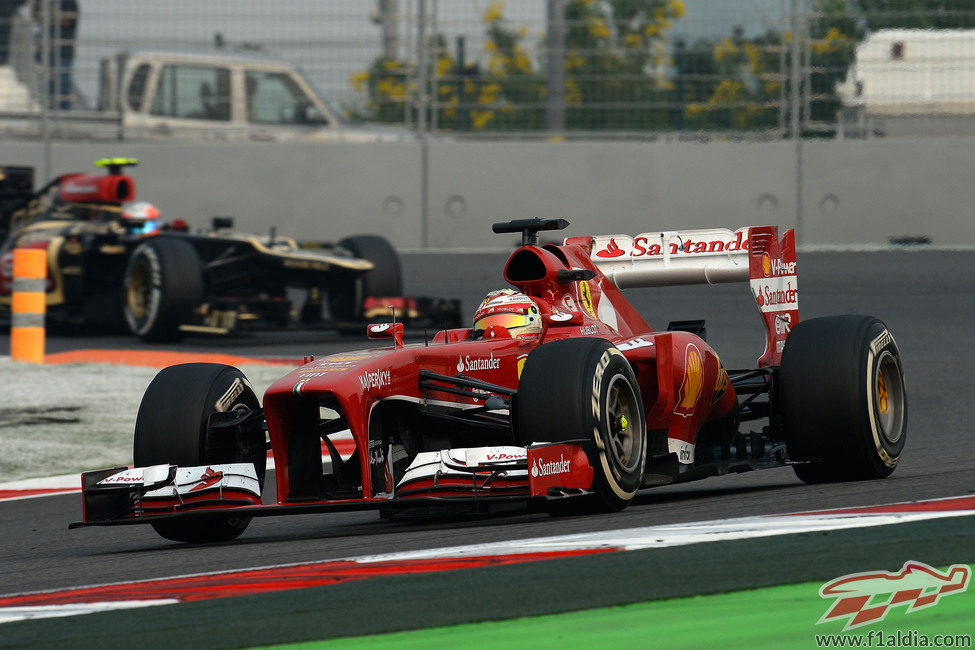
[{"left": 0, "top": 161, "right": 457, "bottom": 339}]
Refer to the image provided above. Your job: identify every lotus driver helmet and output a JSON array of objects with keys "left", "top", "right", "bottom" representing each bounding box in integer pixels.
[
  {"left": 472, "top": 289, "right": 542, "bottom": 339},
  {"left": 121, "top": 201, "right": 161, "bottom": 235}
]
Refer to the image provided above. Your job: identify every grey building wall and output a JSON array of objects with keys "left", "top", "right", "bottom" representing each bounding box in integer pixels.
[{"left": 3, "top": 137, "right": 972, "bottom": 248}]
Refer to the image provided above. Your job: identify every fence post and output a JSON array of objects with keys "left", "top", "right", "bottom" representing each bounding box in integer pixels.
[
  {"left": 790, "top": 0, "right": 804, "bottom": 246},
  {"left": 545, "top": 0, "right": 566, "bottom": 134},
  {"left": 417, "top": 0, "right": 430, "bottom": 249},
  {"left": 11, "top": 248, "right": 47, "bottom": 363}
]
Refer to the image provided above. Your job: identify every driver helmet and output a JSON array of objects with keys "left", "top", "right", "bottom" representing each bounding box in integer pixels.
[
  {"left": 121, "top": 201, "right": 160, "bottom": 235},
  {"left": 472, "top": 289, "right": 542, "bottom": 339}
]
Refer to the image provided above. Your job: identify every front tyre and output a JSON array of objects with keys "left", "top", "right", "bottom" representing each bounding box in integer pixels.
[
  {"left": 134, "top": 363, "right": 267, "bottom": 543},
  {"left": 779, "top": 315, "right": 907, "bottom": 483},
  {"left": 123, "top": 237, "right": 204, "bottom": 342},
  {"left": 515, "top": 338, "right": 646, "bottom": 512}
]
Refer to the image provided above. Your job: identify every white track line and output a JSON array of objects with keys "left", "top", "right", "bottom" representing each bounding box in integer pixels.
[
  {"left": 2, "top": 496, "right": 973, "bottom": 625},
  {"left": 0, "top": 600, "right": 177, "bottom": 624}
]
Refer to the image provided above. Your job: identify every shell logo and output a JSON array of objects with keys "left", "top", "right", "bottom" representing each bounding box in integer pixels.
[
  {"left": 674, "top": 344, "right": 703, "bottom": 417},
  {"left": 711, "top": 367, "right": 729, "bottom": 404}
]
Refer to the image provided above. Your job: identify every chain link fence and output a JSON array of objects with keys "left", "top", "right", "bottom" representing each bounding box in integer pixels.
[{"left": 1, "top": 1, "right": 974, "bottom": 140}]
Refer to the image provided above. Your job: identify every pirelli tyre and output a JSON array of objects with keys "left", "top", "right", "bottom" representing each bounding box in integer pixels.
[
  {"left": 133, "top": 364, "right": 267, "bottom": 543},
  {"left": 123, "top": 237, "right": 204, "bottom": 342},
  {"left": 515, "top": 338, "right": 646, "bottom": 512},
  {"left": 778, "top": 315, "right": 907, "bottom": 483},
  {"left": 328, "top": 234, "right": 403, "bottom": 322}
]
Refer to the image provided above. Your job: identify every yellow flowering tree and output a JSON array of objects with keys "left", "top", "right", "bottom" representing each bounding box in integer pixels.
[
  {"left": 681, "top": 27, "right": 784, "bottom": 130},
  {"left": 350, "top": 0, "right": 686, "bottom": 132},
  {"left": 563, "top": 0, "right": 686, "bottom": 129},
  {"left": 469, "top": 2, "right": 547, "bottom": 131}
]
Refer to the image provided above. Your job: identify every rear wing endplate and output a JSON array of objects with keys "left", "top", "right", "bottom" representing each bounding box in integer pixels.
[{"left": 571, "top": 226, "right": 797, "bottom": 366}]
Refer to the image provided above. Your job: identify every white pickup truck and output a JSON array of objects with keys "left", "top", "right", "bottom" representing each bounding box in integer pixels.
[{"left": 2, "top": 49, "right": 408, "bottom": 142}]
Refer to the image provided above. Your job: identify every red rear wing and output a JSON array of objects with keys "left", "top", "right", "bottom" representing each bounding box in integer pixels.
[
  {"left": 571, "top": 225, "right": 798, "bottom": 367},
  {"left": 747, "top": 226, "right": 797, "bottom": 367}
]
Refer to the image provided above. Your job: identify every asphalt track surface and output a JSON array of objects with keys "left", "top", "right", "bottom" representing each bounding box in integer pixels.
[{"left": 1, "top": 249, "right": 974, "bottom": 643}]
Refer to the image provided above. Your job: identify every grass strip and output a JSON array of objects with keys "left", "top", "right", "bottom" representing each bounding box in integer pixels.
[{"left": 288, "top": 565, "right": 973, "bottom": 649}]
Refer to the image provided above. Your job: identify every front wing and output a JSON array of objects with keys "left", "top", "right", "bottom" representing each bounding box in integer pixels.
[{"left": 70, "top": 442, "right": 595, "bottom": 529}]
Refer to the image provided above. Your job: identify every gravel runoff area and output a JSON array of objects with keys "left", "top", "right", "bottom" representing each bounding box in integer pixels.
[{"left": 0, "top": 358, "right": 288, "bottom": 482}]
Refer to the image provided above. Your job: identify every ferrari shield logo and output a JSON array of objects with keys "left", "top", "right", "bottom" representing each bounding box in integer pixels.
[{"left": 578, "top": 281, "right": 596, "bottom": 318}]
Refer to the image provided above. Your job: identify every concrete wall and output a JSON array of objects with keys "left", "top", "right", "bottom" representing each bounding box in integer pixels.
[{"left": 3, "top": 137, "right": 973, "bottom": 248}]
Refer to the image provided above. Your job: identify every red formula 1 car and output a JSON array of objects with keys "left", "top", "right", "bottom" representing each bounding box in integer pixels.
[{"left": 72, "top": 219, "right": 908, "bottom": 543}]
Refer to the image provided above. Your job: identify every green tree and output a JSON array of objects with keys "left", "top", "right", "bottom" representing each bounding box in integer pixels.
[
  {"left": 807, "top": 0, "right": 861, "bottom": 129},
  {"left": 856, "top": 0, "right": 975, "bottom": 30}
]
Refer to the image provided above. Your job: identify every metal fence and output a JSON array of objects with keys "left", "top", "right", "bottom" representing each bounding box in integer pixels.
[{"left": 2, "top": 1, "right": 975, "bottom": 141}]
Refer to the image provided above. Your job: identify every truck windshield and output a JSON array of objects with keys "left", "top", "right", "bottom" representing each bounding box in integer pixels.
[
  {"left": 151, "top": 64, "right": 231, "bottom": 121},
  {"left": 245, "top": 70, "right": 343, "bottom": 126}
]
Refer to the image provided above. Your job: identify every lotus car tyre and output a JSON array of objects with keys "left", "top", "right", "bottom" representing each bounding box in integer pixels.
[
  {"left": 779, "top": 315, "right": 907, "bottom": 483},
  {"left": 516, "top": 338, "right": 646, "bottom": 512},
  {"left": 123, "top": 237, "right": 204, "bottom": 342},
  {"left": 133, "top": 363, "right": 267, "bottom": 543},
  {"left": 328, "top": 234, "right": 403, "bottom": 322}
]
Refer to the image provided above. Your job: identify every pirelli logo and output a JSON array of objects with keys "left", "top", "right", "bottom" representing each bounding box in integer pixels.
[{"left": 870, "top": 329, "right": 893, "bottom": 354}]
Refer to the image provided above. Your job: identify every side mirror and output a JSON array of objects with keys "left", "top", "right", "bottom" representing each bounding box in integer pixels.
[
  {"left": 367, "top": 321, "right": 404, "bottom": 347},
  {"left": 303, "top": 104, "right": 327, "bottom": 125}
]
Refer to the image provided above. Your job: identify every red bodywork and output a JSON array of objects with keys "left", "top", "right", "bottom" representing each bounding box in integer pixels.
[
  {"left": 261, "top": 226, "right": 795, "bottom": 504},
  {"left": 57, "top": 172, "right": 135, "bottom": 205}
]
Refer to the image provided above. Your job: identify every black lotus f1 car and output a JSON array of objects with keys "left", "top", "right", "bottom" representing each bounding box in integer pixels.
[{"left": 0, "top": 159, "right": 459, "bottom": 340}]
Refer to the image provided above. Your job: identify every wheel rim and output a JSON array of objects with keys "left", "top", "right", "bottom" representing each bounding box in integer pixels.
[
  {"left": 874, "top": 350, "right": 905, "bottom": 444},
  {"left": 126, "top": 258, "right": 152, "bottom": 320},
  {"left": 605, "top": 373, "right": 641, "bottom": 473}
]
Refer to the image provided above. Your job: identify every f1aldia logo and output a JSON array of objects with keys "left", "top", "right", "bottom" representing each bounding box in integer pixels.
[{"left": 818, "top": 561, "right": 970, "bottom": 630}]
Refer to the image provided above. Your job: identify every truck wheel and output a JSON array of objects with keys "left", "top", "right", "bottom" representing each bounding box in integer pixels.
[
  {"left": 133, "top": 363, "right": 267, "bottom": 543},
  {"left": 515, "top": 338, "right": 646, "bottom": 512},
  {"left": 779, "top": 315, "right": 907, "bottom": 483},
  {"left": 328, "top": 235, "right": 402, "bottom": 321},
  {"left": 123, "top": 238, "right": 203, "bottom": 341}
]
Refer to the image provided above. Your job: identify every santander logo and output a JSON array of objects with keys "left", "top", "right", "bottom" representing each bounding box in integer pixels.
[
  {"left": 530, "top": 455, "right": 572, "bottom": 477},
  {"left": 595, "top": 238, "right": 626, "bottom": 258}
]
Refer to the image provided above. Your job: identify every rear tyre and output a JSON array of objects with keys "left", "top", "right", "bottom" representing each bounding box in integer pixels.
[
  {"left": 328, "top": 235, "right": 402, "bottom": 321},
  {"left": 134, "top": 363, "right": 267, "bottom": 543},
  {"left": 515, "top": 338, "right": 646, "bottom": 512},
  {"left": 123, "top": 237, "right": 204, "bottom": 342},
  {"left": 779, "top": 315, "right": 907, "bottom": 483}
]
